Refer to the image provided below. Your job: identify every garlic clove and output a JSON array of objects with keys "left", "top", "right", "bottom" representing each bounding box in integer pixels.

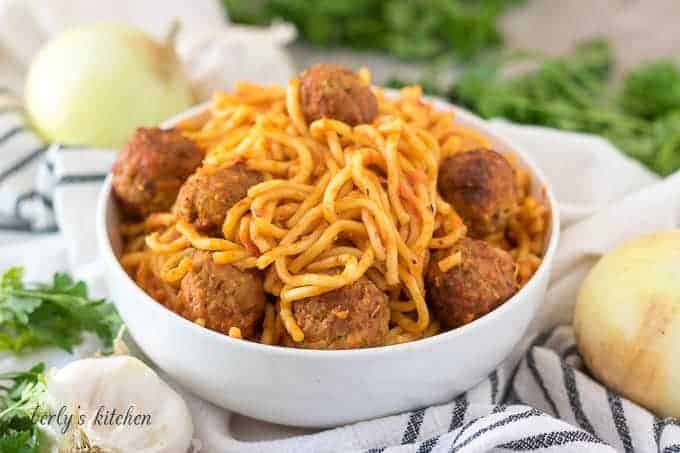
[{"left": 45, "top": 355, "right": 193, "bottom": 453}]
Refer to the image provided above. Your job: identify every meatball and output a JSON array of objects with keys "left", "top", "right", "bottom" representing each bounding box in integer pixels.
[
  {"left": 426, "top": 237, "right": 517, "bottom": 329},
  {"left": 112, "top": 127, "right": 203, "bottom": 218},
  {"left": 135, "top": 256, "right": 178, "bottom": 310},
  {"left": 178, "top": 252, "right": 266, "bottom": 339},
  {"left": 174, "top": 163, "right": 263, "bottom": 235},
  {"left": 300, "top": 64, "right": 378, "bottom": 126},
  {"left": 283, "top": 277, "right": 389, "bottom": 350},
  {"left": 438, "top": 149, "right": 519, "bottom": 237}
]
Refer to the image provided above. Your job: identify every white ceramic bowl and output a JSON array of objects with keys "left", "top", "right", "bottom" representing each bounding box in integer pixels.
[{"left": 97, "top": 97, "right": 560, "bottom": 428}]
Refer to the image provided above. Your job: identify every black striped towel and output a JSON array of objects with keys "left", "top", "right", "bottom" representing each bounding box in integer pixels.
[
  {"left": 0, "top": 89, "right": 54, "bottom": 233},
  {"left": 187, "top": 323, "right": 680, "bottom": 453},
  {"left": 0, "top": 89, "right": 112, "bottom": 235},
  {"left": 2, "top": 87, "right": 680, "bottom": 452}
]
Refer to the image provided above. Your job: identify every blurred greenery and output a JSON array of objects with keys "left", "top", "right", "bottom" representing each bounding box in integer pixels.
[
  {"left": 620, "top": 61, "right": 680, "bottom": 119},
  {"left": 390, "top": 40, "right": 680, "bottom": 176},
  {"left": 223, "top": 0, "right": 526, "bottom": 60}
]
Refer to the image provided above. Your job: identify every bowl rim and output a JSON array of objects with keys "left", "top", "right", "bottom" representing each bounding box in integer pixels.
[{"left": 97, "top": 91, "right": 561, "bottom": 359}]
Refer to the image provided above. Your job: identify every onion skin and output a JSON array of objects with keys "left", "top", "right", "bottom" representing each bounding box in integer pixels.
[
  {"left": 25, "top": 24, "right": 193, "bottom": 148},
  {"left": 575, "top": 230, "right": 680, "bottom": 417}
]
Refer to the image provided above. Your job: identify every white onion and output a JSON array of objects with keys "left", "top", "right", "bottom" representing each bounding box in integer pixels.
[
  {"left": 25, "top": 23, "right": 193, "bottom": 148},
  {"left": 45, "top": 355, "right": 194, "bottom": 452},
  {"left": 575, "top": 230, "right": 680, "bottom": 417}
]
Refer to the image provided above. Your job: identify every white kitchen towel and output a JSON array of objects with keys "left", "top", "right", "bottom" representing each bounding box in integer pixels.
[
  {"left": 0, "top": 0, "right": 296, "bottom": 95},
  {"left": 1, "top": 82, "right": 680, "bottom": 452},
  {"left": 0, "top": 90, "right": 53, "bottom": 232}
]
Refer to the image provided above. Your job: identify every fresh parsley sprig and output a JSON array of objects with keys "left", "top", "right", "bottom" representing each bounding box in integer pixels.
[
  {"left": 0, "top": 363, "right": 47, "bottom": 453},
  {"left": 0, "top": 268, "right": 122, "bottom": 354}
]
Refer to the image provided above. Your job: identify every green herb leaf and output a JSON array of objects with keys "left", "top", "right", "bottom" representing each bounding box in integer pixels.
[
  {"left": 0, "top": 268, "right": 24, "bottom": 292},
  {"left": 0, "top": 424, "right": 41, "bottom": 453},
  {"left": 224, "top": 0, "right": 526, "bottom": 61},
  {"left": 0, "top": 267, "right": 123, "bottom": 354},
  {"left": 620, "top": 61, "right": 680, "bottom": 120},
  {"left": 0, "top": 363, "right": 46, "bottom": 453}
]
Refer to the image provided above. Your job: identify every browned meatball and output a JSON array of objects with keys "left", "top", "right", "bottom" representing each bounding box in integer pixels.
[
  {"left": 112, "top": 127, "right": 203, "bottom": 218},
  {"left": 438, "top": 149, "right": 519, "bottom": 237},
  {"left": 283, "top": 277, "right": 389, "bottom": 350},
  {"left": 178, "top": 252, "right": 265, "bottom": 339},
  {"left": 426, "top": 237, "right": 517, "bottom": 329},
  {"left": 300, "top": 64, "right": 378, "bottom": 126},
  {"left": 135, "top": 256, "right": 178, "bottom": 310},
  {"left": 174, "top": 164, "right": 263, "bottom": 235}
]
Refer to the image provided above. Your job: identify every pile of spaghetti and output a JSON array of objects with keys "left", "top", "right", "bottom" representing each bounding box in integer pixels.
[{"left": 119, "top": 72, "right": 548, "bottom": 346}]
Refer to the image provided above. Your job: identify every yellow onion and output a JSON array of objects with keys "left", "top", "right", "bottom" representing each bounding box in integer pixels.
[
  {"left": 25, "top": 23, "right": 193, "bottom": 148},
  {"left": 575, "top": 230, "right": 680, "bottom": 417}
]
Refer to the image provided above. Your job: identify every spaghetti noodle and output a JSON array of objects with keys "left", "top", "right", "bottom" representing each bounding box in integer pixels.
[{"left": 119, "top": 73, "right": 548, "bottom": 346}]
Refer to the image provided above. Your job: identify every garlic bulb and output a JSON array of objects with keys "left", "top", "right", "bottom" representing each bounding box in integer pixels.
[
  {"left": 45, "top": 355, "right": 193, "bottom": 452},
  {"left": 575, "top": 230, "right": 680, "bottom": 417}
]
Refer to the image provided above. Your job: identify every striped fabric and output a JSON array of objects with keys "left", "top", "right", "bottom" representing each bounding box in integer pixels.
[
  {"left": 0, "top": 90, "right": 53, "bottom": 232},
  {"left": 0, "top": 88, "right": 113, "bottom": 235},
  {"left": 196, "top": 326, "right": 673, "bottom": 453},
  {"left": 2, "top": 86, "right": 679, "bottom": 453}
]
